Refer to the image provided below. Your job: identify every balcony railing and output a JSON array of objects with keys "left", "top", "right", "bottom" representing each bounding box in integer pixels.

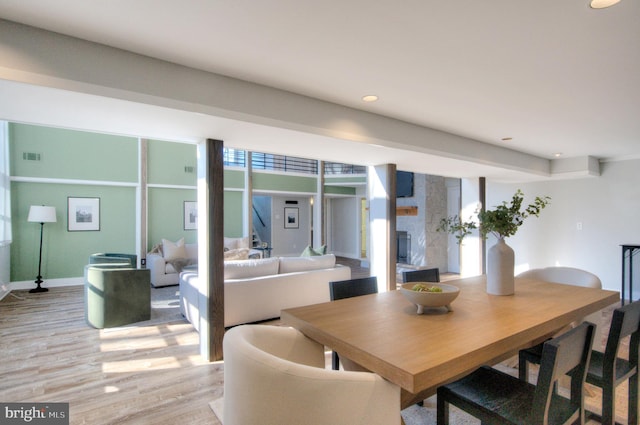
[
  {"left": 223, "top": 149, "right": 364, "bottom": 176},
  {"left": 324, "top": 162, "right": 367, "bottom": 175}
]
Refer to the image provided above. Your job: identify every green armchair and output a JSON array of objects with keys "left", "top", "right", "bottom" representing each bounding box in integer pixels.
[
  {"left": 89, "top": 252, "right": 138, "bottom": 267},
  {"left": 84, "top": 264, "right": 151, "bottom": 328}
]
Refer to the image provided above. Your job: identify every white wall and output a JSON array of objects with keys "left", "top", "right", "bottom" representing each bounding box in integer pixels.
[
  {"left": 485, "top": 158, "right": 640, "bottom": 296},
  {"left": 271, "top": 196, "right": 311, "bottom": 257},
  {"left": 0, "top": 244, "right": 9, "bottom": 300},
  {"left": 329, "top": 197, "right": 360, "bottom": 259}
]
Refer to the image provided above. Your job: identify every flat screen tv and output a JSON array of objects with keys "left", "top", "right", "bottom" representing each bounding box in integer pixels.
[{"left": 397, "top": 171, "right": 414, "bottom": 198}]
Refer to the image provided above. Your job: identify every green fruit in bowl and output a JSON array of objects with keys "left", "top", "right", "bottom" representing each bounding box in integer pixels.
[{"left": 411, "top": 284, "right": 443, "bottom": 293}]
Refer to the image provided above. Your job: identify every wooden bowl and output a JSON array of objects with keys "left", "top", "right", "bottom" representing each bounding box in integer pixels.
[{"left": 399, "top": 282, "right": 460, "bottom": 314}]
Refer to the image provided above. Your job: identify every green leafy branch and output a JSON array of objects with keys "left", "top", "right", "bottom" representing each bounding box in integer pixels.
[
  {"left": 477, "top": 189, "right": 551, "bottom": 240},
  {"left": 437, "top": 215, "right": 478, "bottom": 245}
]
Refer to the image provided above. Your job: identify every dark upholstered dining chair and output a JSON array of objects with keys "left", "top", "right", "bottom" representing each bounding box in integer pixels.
[
  {"left": 401, "top": 268, "right": 440, "bottom": 283},
  {"left": 520, "top": 300, "right": 640, "bottom": 425},
  {"left": 328, "top": 276, "right": 378, "bottom": 370},
  {"left": 437, "top": 322, "right": 595, "bottom": 425}
]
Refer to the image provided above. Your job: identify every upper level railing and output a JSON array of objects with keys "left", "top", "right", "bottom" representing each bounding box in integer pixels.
[
  {"left": 324, "top": 162, "right": 367, "bottom": 175},
  {"left": 223, "top": 148, "right": 365, "bottom": 176}
]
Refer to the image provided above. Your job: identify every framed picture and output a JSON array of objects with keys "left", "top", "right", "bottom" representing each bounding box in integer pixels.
[
  {"left": 68, "top": 197, "right": 100, "bottom": 231},
  {"left": 184, "top": 201, "right": 198, "bottom": 230},
  {"left": 284, "top": 207, "right": 299, "bottom": 229}
]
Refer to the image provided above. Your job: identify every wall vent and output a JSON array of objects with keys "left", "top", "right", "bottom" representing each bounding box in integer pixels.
[
  {"left": 184, "top": 166, "right": 195, "bottom": 174},
  {"left": 22, "top": 152, "right": 41, "bottom": 161}
]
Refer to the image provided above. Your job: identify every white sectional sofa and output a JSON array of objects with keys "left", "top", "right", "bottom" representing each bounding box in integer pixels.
[
  {"left": 146, "top": 236, "right": 261, "bottom": 287},
  {"left": 179, "top": 254, "right": 351, "bottom": 329},
  {"left": 147, "top": 242, "right": 198, "bottom": 287}
]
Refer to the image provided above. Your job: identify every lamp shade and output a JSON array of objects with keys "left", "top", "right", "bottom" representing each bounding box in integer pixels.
[{"left": 28, "top": 205, "right": 57, "bottom": 223}]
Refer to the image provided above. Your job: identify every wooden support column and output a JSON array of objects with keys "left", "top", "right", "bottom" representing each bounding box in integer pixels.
[
  {"left": 197, "top": 138, "right": 225, "bottom": 361},
  {"left": 479, "top": 177, "right": 486, "bottom": 275},
  {"left": 245, "top": 151, "right": 253, "bottom": 240},
  {"left": 139, "top": 138, "right": 148, "bottom": 267},
  {"left": 314, "top": 160, "right": 325, "bottom": 247}
]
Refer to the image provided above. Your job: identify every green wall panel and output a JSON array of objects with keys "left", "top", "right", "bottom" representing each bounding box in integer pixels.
[
  {"left": 253, "top": 173, "right": 317, "bottom": 193},
  {"left": 147, "top": 139, "right": 197, "bottom": 186},
  {"left": 224, "top": 169, "right": 245, "bottom": 189},
  {"left": 11, "top": 182, "right": 137, "bottom": 281},
  {"left": 147, "top": 187, "right": 197, "bottom": 250},
  {"left": 10, "top": 123, "right": 138, "bottom": 182},
  {"left": 325, "top": 185, "right": 357, "bottom": 195},
  {"left": 224, "top": 190, "right": 244, "bottom": 237},
  {"left": 325, "top": 176, "right": 367, "bottom": 185}
]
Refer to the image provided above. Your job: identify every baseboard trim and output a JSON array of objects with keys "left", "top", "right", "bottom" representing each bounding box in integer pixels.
[{"left": 10, "top": 277, "right": 83, "bottom": 291}]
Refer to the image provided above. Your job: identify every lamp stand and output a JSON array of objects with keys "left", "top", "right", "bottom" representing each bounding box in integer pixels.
[{"left": 30, "top": 221, "right": 49, "bottom": 293}]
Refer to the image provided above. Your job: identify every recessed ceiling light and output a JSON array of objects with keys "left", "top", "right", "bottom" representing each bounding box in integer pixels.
[
  {"left": 362, "top": 95, "right": 379, "bottom": 102},
  {"left": 501, "top": 137, "right": 513, "bottom": 141},
  {"left": 590, "top": 0, "right": 621, "bottom": 8},
  {"left": 554, "top": 152, "right": 563, "bottom": 157}
]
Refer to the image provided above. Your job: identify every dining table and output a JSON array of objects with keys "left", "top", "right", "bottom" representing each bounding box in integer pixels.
[{"left": 281, "top": 275, "right": 620, "bottom": 408}]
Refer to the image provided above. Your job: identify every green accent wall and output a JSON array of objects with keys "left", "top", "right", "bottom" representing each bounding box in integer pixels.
[
  {"left": 147, "top": 139, "right": 197, "bottom": 186},
  {"left": 11, "top": 182, "right": 136, "bottom": 281},
  {"left": 224, "top": 169, "right": 245, "bottom": 189},
  {"left": 8, "top": 122, "right": 363, "bottom": 282},
  {"left": 325, "top": 176, "right": 367, "bottom": 185},
  {"left": 147, "top": 187, "right": 197, "bottom": 250},
  {"left": 253, "top": 173, "right": 316, "bottom": 193},
  {"left": 10, "top": 123, "right": 138, "bottom": 182},
  {"left": 325, "top": 185, "right": 357, "bottom": 195},
  {"left": 224, "top": 191, "right": 244, "bottom": 237}
]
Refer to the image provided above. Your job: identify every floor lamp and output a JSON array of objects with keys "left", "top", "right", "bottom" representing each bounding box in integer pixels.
[{"left": 28, "top": 205, "right": 57, "bottom": 293}]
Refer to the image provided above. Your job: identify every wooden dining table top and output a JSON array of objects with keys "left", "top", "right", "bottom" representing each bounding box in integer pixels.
[{"left": 281, "top": 275, "right": 619, "bottom": 407}]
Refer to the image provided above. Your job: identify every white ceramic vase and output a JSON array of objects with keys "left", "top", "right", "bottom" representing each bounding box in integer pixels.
[{"left": 486, "top": 237, "right": 515, "bottom": 295}]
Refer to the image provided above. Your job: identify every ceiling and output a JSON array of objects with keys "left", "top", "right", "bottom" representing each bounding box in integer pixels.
[{"left": 0, "top": 0, "right": 638, "bottom": 181}]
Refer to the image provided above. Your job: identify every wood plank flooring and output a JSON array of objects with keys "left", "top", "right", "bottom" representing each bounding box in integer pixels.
[
  {"left": 0, "top": 287, "right": 223, "bottom": 425},
  {"left": 1, "top": 260, "right": 628, "bottom": 424}
]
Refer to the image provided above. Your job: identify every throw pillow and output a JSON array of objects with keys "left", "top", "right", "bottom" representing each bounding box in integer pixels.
[
  {"left": 300, "top": 245, "right": 327, "bottom": 256},
  {"left": 162, "top": 238, "right": 187, "bottom": 261},
  {"left": 224, "top": 248, "right": 250, "bottom": 261},
  {"left": 224, "top": 237, "right": 238, "bottom": 251}
]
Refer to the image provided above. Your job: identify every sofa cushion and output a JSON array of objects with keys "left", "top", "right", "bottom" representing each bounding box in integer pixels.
[
  {"left": 224, "top": 257, "right": 280, "bottom": 280},
  {"left": 279, "top": 254, "right": 336, "bottom": 274},
  {"left": 224, "top": 248, "right": 250, "bottom": 261},
  {"left": 162, "top": 238, "right": 187, "bottom": 261}
]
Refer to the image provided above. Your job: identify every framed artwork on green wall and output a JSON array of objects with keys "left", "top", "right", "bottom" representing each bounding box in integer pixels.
[
  {"left": 184, "top": 201, "right": 197, "bottom": 230},
  {"left": 68, "top": 197, "right": 100, "bottom": 231}
]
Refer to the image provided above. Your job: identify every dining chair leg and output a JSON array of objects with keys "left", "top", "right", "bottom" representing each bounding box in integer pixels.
[
  {"left": 436, "top": 395, "right": 449, "bottom": 425},
  {"left": 601, "top": 384, "right": 616, "bottom": 425},
  {"left": 518, "top": 355, "right": 529, "bottom": 382},
  {"left": 630, "top": 373, "right": 638, "bottom": 425},
  {"left": 332, "top": 351, "right": 340, "bottom": 370}
]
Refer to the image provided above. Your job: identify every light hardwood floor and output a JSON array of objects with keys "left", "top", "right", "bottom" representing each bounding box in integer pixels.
[
  {"left": 0, "top": 286, "right": 223, "bottom": 425},
  {"left": 1, "top": 268, "right": 628, "bottom": 425}
]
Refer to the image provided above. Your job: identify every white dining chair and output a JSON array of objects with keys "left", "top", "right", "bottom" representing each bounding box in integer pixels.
[
  {"left": 517, "top": 266, "right": 604, "bottom": 350},
  {"left": 222, "top": 324, "right": 401, "bottom": 425}
]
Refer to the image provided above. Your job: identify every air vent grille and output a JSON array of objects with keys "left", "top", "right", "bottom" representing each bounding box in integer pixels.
[{"left": 22, "top": 152, "right": 41, "bottom": 161}]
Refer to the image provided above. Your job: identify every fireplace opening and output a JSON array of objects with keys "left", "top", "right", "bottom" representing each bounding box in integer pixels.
[{"left": 397, "top": 231, "right": 411, "bottom": 264}]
